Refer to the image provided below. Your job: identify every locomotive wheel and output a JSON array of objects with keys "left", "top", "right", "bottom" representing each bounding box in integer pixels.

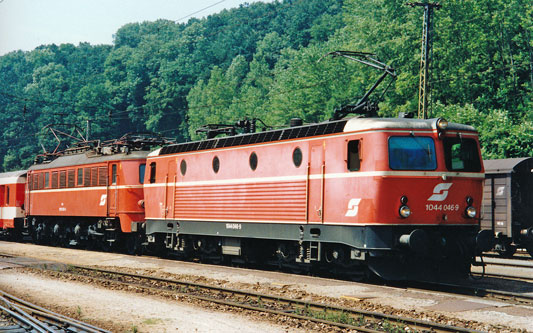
[
  {"left": 85, "top": 235, "right": 98, "bottom": 251},
  {"left": 8, "top": 228, "right": 22, "bottom": 242},
  {"left": 126, "top": 233, "right": 143, "bottom": 255}
]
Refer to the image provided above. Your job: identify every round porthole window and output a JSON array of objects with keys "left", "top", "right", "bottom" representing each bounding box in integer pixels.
[
  {"left": 180, "top": 160, "right": 187, "bottom": 176},
  {"left": 212, "top": 156, "right": 220, "bottom": 173},
  {"left": 249, "top": 152, "right": 258, "bottom": 171},
  {"left": 292, "top": 147, "right": 302, "bottom": 167}
]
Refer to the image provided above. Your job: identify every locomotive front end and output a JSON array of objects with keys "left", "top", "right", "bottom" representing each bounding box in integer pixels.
[{"left": 340, "top": 117, "right": 492, "bottom": 280}]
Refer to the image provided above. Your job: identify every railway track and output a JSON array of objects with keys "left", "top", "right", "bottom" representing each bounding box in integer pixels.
[
  {"left": 483, "top": 251, "right": 533, "bottom": 261},
  {"left": 472, "top": 271, "right": 533, "bottom": 283},
  {"left": 405, "top": 280, "right": 533, "bottom": 307},
  {"left": 0, "top": 288, "right": 110, "bottom": 333},
  {"left": 1, "top": 250, "right": 530, "bottom": 331},
  {"left": 473, "top": 256, "right": 533, "bottom": 282},
  {"left": 27, "top": 263, "right": 478, "bottom": 333}
]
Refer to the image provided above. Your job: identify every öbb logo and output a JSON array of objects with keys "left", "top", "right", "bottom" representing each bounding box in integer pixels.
[
  {"left": 428, "top": 183, "right": 453, "bottom": 201},
  {"left": 345, "top": 198, "right": 361, "bottom": 217}
]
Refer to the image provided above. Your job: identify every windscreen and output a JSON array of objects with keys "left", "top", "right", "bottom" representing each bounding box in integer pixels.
[
  {"left": 389, "top": 136, "right": 437, "bottom": 170},
  {"left": 443, "top": 137, "right": 482, "bottom": 172}
]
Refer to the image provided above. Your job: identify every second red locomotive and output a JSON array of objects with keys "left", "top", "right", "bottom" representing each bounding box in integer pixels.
[{"left": 23, "top": 135, "right": 164, "bottom": 252}]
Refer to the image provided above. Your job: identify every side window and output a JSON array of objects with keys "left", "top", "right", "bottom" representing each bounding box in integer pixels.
[
  {"left": 180, "top": 160, "right": 187, "bottom": 176},
  {"left": 83, "top": 168, "right": 90, "bottom": 186},
  {"left": 149, "top": 162, "right": 156, "bottom": 184},
  {"left": 249, "top": 152, "right": 258, "bottom": 171},
  {"left": 59, "top": 170, "right": 67, "bottom": 188},
  {"left": 347, "top": 140, "right": 360, "bottom": 171},
  {"left": 77, "top": 168, "right": 83, "bottom": 186},
  {"left": 98, "top": 167, "right": 107, "bottom": 186},
  {"left": 91, "top": 167, "right": 98, "bottom": 186},
  {"left": 67, "top": 169, "right": 75, "bottom": 188},
  {"left": 6, "top": 186, "right": 10, "bottom": 205},
  {"left": 139, "top": 164, "right": 146, "bottom": 184},
  {"left": 45, "top": 172, "right": 50, "bottom": 188},
  {"left": 292, "top": 147, "right": 303, "bottom": 168},
  {"left": 111, "top": 164, "right": 117, "bottom": 185},
  {"left": 212, "top": 156, "right": 220, "bottom": 173},
  {"left": 51, "top": 172, "right": 59, "bottom": 189},
  {"left": 38, "top": 173, "right": 44, "bottom": 189}
]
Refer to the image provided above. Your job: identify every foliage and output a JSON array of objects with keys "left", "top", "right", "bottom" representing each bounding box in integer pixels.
[{"left": 0, "top": 0, "right": 531, "bottom": 171}]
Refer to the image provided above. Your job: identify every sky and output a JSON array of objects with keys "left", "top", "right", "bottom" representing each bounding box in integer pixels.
[{"left": 0, "top": 0, "right": 267, "bottom": 56}]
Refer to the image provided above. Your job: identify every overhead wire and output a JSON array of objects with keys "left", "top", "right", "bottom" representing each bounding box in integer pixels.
[{"left": 175, "top": 0, "right": 227, "bottom": 23}]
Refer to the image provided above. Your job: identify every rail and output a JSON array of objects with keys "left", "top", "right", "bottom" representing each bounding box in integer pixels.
[
  {"left": 56, "top": 265, "right": 478, "bottom": 333},
  {"left": 0, "top": 289, "right": 110, "bottom": 333}
]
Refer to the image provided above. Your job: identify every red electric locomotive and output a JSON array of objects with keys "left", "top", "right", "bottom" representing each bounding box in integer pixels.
[
  {"left": 143, "top": 117, "right": 493, "bottom": 280},
  {"left": 0, "top": 170, "right": 27, "bottom": 239},
  {"left": 24, "top": 134, "right": 166, "bottom": 252}
]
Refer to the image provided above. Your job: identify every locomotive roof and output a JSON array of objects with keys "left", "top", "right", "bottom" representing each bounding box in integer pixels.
[
  {"left": 28, "top": 150, "right": 150, "bottom": 171},
  {"left": 0, "top": 170, "right": 27, "bottom": 184},
  {"left": 343, "top": 117, "right": 476, "bottom": 132},
  {"left": 156, "top": 117, "right": 477, "bottom": 157},
  {"left": 483, "top": 157, "right": 533, "bottom": 174}
]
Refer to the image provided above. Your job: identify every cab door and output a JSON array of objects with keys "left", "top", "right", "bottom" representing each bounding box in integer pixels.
[
  {"left": 108, "top": 163, "right": 118, "bottom": 216},
  {"left": 165, "top": 160, "right": 177, "bottom": 219},
  {"left": 308, "top": 142, "right": 325, "bottom": 223}
]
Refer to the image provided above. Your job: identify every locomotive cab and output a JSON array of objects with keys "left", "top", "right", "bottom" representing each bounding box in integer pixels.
[{"left": 328, "top": 117, "right": 491, "bottom": 280}]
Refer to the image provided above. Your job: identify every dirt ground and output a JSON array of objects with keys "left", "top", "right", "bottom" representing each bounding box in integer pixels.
[
  {"left": 0, "top": 241, "right": 532, "bottom": 332},
  {"left": 0, "top": 269, "right": 309, "bottom": 332}
]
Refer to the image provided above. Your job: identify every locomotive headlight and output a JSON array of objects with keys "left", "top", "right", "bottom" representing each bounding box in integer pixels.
[
  {"left": 436, "top": 118, "right": 448, "bottom": 130},
  {"left": 436, "top": 118, "right": 448, "bottom": 139},
  {"left": 399, "top": 205, "right": 411, "bottom": 218},
  {"left": 466, "top": 206, "right": 477, "bottom": 218}
]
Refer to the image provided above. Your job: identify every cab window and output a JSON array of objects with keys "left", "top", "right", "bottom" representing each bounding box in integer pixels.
[
  {"left": 388, "top": 136, "right": 437, "bottom": 170},
  {"left": 443, "top": 138, "right": 481, "bottom": 172},
  {"left": 139, "top": 164, "right": 146, "bottom": 184},
  {"left": 111, "top": 164, "right": 117, "bottom": 185},
  {"left": 347, "top": 140, "right": 360, "bottom": 171},
  {"left": 149, "top": 162, "right": 156, "bottom": 184}
]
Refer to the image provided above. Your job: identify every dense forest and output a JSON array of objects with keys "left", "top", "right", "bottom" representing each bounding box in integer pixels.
[{"left": 0, "top": 0, "right": 532, "bottom": 171}]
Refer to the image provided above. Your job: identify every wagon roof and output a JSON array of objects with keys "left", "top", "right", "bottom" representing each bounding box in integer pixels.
[
  {"left": 28, "top": 150, "right": 149, "bottom": 171},
  {"left": 483, "top": 157, "right": 533, "bottom": 174},
  {"left": 0, "top": 170, "right": 27, "bottom": 185}
]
